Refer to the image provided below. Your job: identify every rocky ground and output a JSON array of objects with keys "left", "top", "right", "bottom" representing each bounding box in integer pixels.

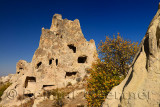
[{"left": 0, "top": 75, "right": 88, "bottom": 107}]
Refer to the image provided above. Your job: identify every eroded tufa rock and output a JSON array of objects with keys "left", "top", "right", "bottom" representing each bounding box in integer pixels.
[
  {"left": 0, "top": 14, "right": 97, "bottom": 106},
  {"left": 103, "top": 3, "right": 160, "bottom": 107}
]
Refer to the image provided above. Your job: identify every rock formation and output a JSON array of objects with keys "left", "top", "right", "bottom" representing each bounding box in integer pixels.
[
  {"left": 103, "top": 3, "right": 160, "bottom": 107},
  {"left": 0, "top": 14, "right": 97, "bottom": 106},
  {"left": 0, "top": 74, "right": 14, "bottom": 83}
]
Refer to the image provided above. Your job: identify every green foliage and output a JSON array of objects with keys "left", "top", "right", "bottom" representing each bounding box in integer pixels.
[
  {"left": 42, "top": 89, "right": 66, "bottom": 106},
  {"left": 0, "top": 82, "right": 12, "bottom": 98},
  {"left": 52, "top": 89, "right": 65, "bottom": 107},
  {"left": 86, "top": 33, "right": 139, "bottom": 107}
]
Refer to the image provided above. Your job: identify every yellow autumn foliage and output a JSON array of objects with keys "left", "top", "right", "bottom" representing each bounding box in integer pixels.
[{"left": 86, "top": 33, "right": 139, "bottom": 107}]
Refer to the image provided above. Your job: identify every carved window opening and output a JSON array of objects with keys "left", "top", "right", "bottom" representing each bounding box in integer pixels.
[
  {"left": 25, "top": 76, "right": 36, "bottom": 88},
  {"left": 68, "top": 44, "right": 76, "bottom": 53},
  {"left": 24, "top": 93, "right": 34, "bottom": 97},
  {"left": 56, "top": 59, "right": 58, "bottom": 66},
  {"left": 36, "top": 62, "right": 42, "bottom": 69},
  {"left": 78, "top": 56, "right": 87, "bottom": 63},
  {"left": 42, "top": 85, "right": 54, "bottom": 90},
  {"left": 65, "top": 72, "right": 77, "bottom": 78},
  {"left": 19, "top": 68, "right": 24, "bottom": 70},
  {"left": 43, "top": 85, "right": 54, "bottom": 88},
  {"left": 49, "top": 58, "right": 54, "bottom": 65}
]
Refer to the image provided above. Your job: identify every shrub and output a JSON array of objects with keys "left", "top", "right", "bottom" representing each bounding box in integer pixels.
[
  {"left": 22, "top": 99, "right": 34, "bottom": 107},
  {"left": 86, "top": 33, "right": 139, "bottom": 107},
  {"left": 43, "top": 90, "right": 52, "bottom": 99},
  {"left": 50, "top": 90, "right": 57, "bottom": 97},
  {"left": 52, "top": 89, "right": 65, "bottom": 107},
  {"left": 17, "top": 95, "right": 24, "bottom": 101},
  {"left": 0, "top": 82, "right": 12, "bottom": 98},
  {"left": 76, "top": 77, "right": 81, "bottom": 82}
]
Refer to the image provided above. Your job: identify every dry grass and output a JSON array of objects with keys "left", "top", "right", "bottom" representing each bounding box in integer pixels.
[
  {"left": 38, "top": 80, "right": 87, "bottom": 107},
  {"left": 20, "top": 99, "right": 34, "bottom": 107},
  {"left": 17, "top": 95, "right": 25, "bottom": 101},
  {"left": 77, "top": 105, "right": 85, "bottom": 107}
]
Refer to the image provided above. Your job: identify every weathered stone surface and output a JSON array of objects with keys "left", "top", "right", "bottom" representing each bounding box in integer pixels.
[
  {"left": 0, "top": 14, "right": 97, "bottom": 106},
  {"left": 0, "top": 74, "right": 14, "bottom": 83},
  {"left": 103, "top": 3, "right": 160, "bottom": 107},
  {"left": 66, "top": 89, "right": 85, "bottom": 99}
]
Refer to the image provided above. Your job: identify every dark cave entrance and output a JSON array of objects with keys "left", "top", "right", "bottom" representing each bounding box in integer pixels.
[
  {"left": 78, "top": 56, "right": 87, "bottom": 63},
  {"left": 65, "top": 72, "right": 77, "bottom": 78},
  {"left": 36, "top": 62, "right": 42, "bottom": 69},
  {"left": 68, "top": 44, "right": 76, "bottom": 53},
  {"left": 25, "top": 76, "right": 36, "bottom": 88}
]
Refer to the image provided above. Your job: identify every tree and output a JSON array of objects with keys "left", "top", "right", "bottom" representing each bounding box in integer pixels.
[{"left": 86, "top": 33, "right": 139, "bottom": 107}]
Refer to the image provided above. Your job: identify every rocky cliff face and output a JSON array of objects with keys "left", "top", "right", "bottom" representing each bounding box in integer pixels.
[
  {"left": 0, "top": 14, "right": 97, "bottom": 106},
  {"left": 103, "top": 3, "right": 160, "bottom": 107}
]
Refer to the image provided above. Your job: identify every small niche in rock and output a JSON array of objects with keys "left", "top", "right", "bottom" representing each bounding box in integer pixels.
[
  {"left": 68, "top": 44, "right": 76, "bottom": 53},
  {"left": 78, "top": 56, "right": 87, "bottom": 63},
  {"left": 19, "top": 68, "right": 24, "bottom": 70},
  {"left": 49, "top": 58, "right": 54, "bottom": 65},
  {"left": 24, "top": 93, "right": 34, "bottom": 97},
  {"left": 43, "top": 85, "right": 54, "bottom": 88},
  {"left": 56, "top": 59, "right": 58, "bottom": 66},
  {"left": 56, "top": 32, "right": 60, "bottom": 36},
  {"left": 17, "top": 72, "right": 20, "bottom": 74},
  {"left": 36, "top": 62, "right": 42, "bottom": 69},
  {"left": 42, "top": 85, "right": 54, "bottom": 90},
  {"left": 25, "top": 76, "right": 36, "bottom": 88},
  {"left": 65, "top": 72, "right": 77, "bottom": 78}
]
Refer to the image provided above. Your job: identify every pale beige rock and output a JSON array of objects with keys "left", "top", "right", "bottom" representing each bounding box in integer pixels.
[
  {"left": 66, "top": 89, "right": 85, "bottom": 99},
  {"left": 103, "top": 3, "right": 160, "bottom": 107},
  {"left": 0, "top": 74, "right": 14, "bottom": 83},
  {"left": 33, "top": 97, "right": 45, "bottom": 107},
  {"left": 0, "top": 14, "right": 97, "bottom": 106},
  {"left": 49, "top": 95, "right": 54, "bottom": 100}
]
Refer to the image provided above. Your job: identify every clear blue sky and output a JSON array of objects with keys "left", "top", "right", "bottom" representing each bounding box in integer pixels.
[{"left": 0, "top": 0, "right": 159, "bottom": 76}]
